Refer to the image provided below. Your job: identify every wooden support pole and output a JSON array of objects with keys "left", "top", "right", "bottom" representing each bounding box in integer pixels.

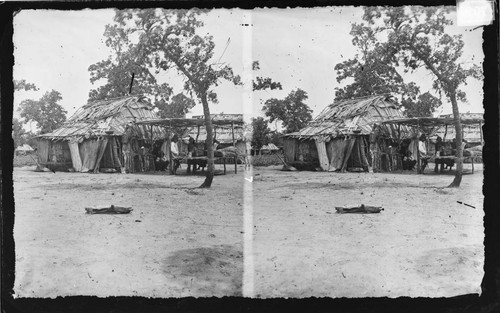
[
  {"left": 479, "top": 121, "right": 483, "bottom": 145},
  {"left": 168, "top": 122, "right": 173, "bottom": 175},
  {"left": 231, "top": 121, "right": 237, "bottom": 173},
  {"left": 231, "top": 122, "right": 235, "bottom": 147},
  {"left": 416, "top": 120, "right": 421, "bottom": 174}
]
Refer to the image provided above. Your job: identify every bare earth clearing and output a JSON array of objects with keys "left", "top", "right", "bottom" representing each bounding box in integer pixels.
[{"left": 13, "top": 163, "right": 483, "bottom": 298}]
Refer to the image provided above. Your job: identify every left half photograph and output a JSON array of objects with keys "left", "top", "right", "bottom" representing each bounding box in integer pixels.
[{"left": 12, "top": 8, "right": 249, "bottom": 298}]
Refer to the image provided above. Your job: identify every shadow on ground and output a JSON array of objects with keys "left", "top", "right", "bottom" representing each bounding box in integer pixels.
[{"left": 162, "top": 244, "right": 243, "bottom": 297}]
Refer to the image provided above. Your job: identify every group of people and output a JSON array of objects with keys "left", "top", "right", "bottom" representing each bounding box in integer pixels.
[
  {"left": 152, "top": 135, "right": 220, "bottom": 174},
  {"left": 402, "top": 134, "right": 463, "bottom": 173}
]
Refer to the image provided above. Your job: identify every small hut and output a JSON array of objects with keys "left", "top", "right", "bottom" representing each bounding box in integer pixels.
[
  {"left": 282, "top": 94, "right": 408, "bottom": 172},
  {"left": 15, "top": 144, "right": 35, "bottom": 156},
  {"left": 35, "top": 95, "right": 165, "bottom": 173}
]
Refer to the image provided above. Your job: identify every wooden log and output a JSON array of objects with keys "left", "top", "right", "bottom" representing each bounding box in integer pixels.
[
  {"left": 85, "top": 205, "right": 132, "bottom": 214},
  {"left": 335, "top": 204, "right": 384, "bottom": 214}
]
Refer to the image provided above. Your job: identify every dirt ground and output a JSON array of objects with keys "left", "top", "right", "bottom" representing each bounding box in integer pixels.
[{"left": 13, "top": 162, "right": 483, "bottom": 298}]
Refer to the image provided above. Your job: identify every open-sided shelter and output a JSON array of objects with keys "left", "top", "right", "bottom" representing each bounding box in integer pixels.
[
  {"left": 35, "top": 95, "right": 166, "bottom": 173},
  {"left": 377, "top": 115, "right": 484, "bottom": 173},
  {"left": 136, "top": 114, "right": 246, "bottom": 174},
  {"left": 188, "top": 114, "right": 246, "bottom": 152},
  {"left": 282, "top": 94, "right": 408, "bottom": 172}
]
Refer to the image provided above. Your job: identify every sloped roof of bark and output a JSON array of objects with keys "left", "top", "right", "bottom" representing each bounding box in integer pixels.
[
  {"left": 37, "top": 95, "right": 166, "bottom": 141},
  {"left": 284, "top": 94, "right": 406, "bottom": 139}
]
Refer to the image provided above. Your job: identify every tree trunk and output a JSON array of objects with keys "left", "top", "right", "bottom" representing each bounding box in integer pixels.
[
  {"left": 448, "top": 90, "right": 463, "bottom": 187},
  {"left": 199, "top": 93, "right": 214, "bottom": 188}
]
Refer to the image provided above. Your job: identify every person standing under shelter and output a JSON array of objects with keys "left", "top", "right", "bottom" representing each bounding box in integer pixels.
[
  {"left": 186, "top": 136, "right": 196, "bottom": 173},
  {"left": 418, "top": 134, "right": 430, "bottom": 172},
  {"left": 171, "top": 135, "right": 179, "bottom": 158},
  {"left": 434, "top": 135, "right": 445, "bottom": 173}
]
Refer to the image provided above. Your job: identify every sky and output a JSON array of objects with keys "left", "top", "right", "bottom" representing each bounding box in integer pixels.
[{"left": 13, "top": 7, "right": 484, "bottom": 130}]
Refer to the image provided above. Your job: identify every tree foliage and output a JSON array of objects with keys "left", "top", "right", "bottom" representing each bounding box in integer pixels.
[
  {"left": 334, "top": 21, "right": 443, "bottom": 117},
  {"left": 252, "top": 61, "right": 282, "bottom": 91},
  {"left": 18, "top": 90, "right": 67, "bottom": 134},
  {"left": 358, "top": 7, "right": 482, "bottom": 186},
  {"left": 96, "top": 9, "right": 241, "bottom": 187},
  {"left": 12, "top": 118, "right": 27, "bottom": 147},
  {"left": 156, "top": 92, "right": 196, "bottom": 118},
  {"left": 401, "top": 91, "right": 442, "bottom": 117},
  {"left": 251, "top": 116, "right": 271, "bottom": 151},
  {"left": 335, "top": 23, "right": 405, "bottom": 100},
  {"left": 262, "top": 88, "right": 313, "bottom": 133},
  {"left": 14, "top": 79, "right": 38, "bottom": 92}
]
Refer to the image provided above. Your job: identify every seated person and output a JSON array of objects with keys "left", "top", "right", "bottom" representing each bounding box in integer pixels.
[
  {"left": 154, "top": 155, "right": 169, "bottom": 171},
  {"left": 402, "top": 151, "right": 417, "bottom": 170}
]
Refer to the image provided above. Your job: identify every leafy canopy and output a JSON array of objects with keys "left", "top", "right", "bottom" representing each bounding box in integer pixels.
[
  {"left": 361, "top": 7, "right": 482, "bottom": 103},
  {"left": 262, "top": 88, "right": 313, "bottom": 133},
  {"left": 89, "top": 9, "right": 240, "bottom": 118},
  {"left": 18, "top": 90, "right": 67, "bottom": 134},
  {"left": 156, "top": 92, "right": 196, "bottom": 118},
  {"left": 14, "top": 79, "right": 38, "bottom": 92},
  {"left": 251, "top": 116, "right": 271, "bottom": 151},
  {"left": 334, "top": 20, "right": 442, "bottom": 117},
  {"left": 252, "top": 61, "right": 283, "bottom": 91}
]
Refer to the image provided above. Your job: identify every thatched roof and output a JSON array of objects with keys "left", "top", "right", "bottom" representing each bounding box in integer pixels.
[
  {"left": 285, "top": 94, "right": 405, "bottom": 139},
  {"left": 38, "top": 95, "right": 165, "bottom": 141}
]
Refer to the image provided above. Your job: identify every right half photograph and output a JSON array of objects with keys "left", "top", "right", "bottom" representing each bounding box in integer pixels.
[{"left": 247, "top": 6, "right": 485, "bottom": 298}]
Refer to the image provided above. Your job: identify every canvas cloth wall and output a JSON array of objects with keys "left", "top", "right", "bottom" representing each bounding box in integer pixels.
[
  {"left": 37, "top": 137, "right": 123, "bottom": 173},
  {"left": 322, "top": 136, "right": 370, "bottom": 172},
  {"left": 283, "top": 136, "right": 370, "bottom": 172}
]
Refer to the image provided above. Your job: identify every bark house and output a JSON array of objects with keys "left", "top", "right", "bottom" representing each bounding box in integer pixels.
[
  {"left": 282, "top": 94, "right": 412, "bottom": 172},
  {"left": 35, "top": 95, "right": 166, "bottom": 173}
]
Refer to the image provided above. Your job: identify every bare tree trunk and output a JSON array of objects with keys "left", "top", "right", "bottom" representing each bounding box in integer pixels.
[
  {"left": 199, "top": 93, "right": 214, "bottom": 188},
  {"left": 448, "top": 91, "right": 463, "bottom": 187}
]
